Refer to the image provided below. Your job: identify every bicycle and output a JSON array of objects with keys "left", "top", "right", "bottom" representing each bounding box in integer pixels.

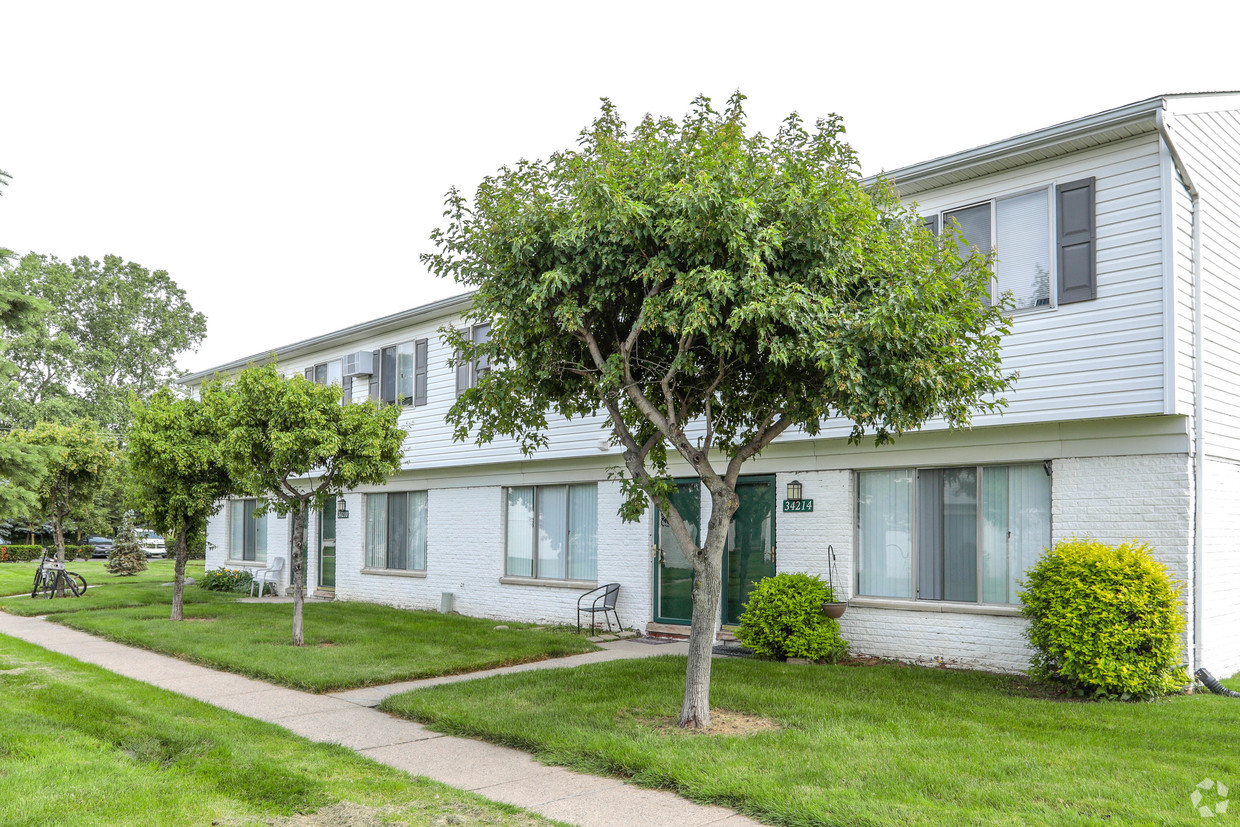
[{"left": 30, "top": 552, "right": 87, "bottom": 599}]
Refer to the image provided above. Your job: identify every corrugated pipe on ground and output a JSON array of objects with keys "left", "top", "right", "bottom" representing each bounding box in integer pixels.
[{"left": 1196, "top": 668, "right": 1240, "bottom": 698}]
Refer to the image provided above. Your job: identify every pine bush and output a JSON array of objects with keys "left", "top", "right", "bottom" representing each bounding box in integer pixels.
[{"left": 106, "top": 518, "right": 148, "bottom": 576}]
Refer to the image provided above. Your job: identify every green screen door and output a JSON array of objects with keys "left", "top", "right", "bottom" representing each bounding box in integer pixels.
[
  {"left": 318, "top": 506, "right": 336, "bottom": 590},
  {"left": 722, "top": 476, "right": 776, "bottom": 624},
  {"left": 654, "top": 481, "right": 700, "bottom": 624}
]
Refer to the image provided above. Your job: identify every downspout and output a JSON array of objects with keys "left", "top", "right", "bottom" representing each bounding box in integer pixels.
[{"left": 1156, "top": 108, "right": 1204, "bottom": 673}]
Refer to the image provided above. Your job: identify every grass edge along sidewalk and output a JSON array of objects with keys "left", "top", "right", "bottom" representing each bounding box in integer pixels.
[
  {"left": 0, "top": 632, "right": 563, "bottom": 827},
  {"left": 379, "top": 654, "right": 1240, "bottom": 827},
  {"left": 39, "top": 597, "right": 601, "bottom": 692}
]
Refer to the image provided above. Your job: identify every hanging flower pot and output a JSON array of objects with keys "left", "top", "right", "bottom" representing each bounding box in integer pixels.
[
  {"left": 822, "top": 600, "right": 847, "bottom": 619},
  {"left": 822, "top": 544, "right": 846, "bottom": 618}
]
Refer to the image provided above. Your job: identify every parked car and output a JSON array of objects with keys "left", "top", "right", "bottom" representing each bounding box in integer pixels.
[
  {"left": 87, "top": 536, "right": 114, "bottom": 558},
  {"left": 137, "top": 530, "right": 166, "bottom": 558}
]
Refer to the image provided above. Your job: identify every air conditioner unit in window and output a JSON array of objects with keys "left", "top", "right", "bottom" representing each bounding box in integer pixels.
[{"left": 342, "top": 350, "right": 374, "bottom": 377}]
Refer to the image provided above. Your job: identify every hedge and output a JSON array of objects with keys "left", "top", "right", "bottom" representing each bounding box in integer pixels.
[{"left": 0, "top": 545, "right": 44, "bottom": 562}]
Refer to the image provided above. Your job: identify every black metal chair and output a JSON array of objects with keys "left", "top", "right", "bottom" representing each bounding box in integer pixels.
[{"left": 577, "top": 583, "right": 621, "bottom": 634}]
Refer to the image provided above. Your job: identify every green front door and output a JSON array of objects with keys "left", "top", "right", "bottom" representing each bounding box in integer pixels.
[
  {"left": 318, "top": 506, "right": 336, "bottom": 590},
  {"left": 653, "top": 476, "right": 776, "bottom": 625},
  {"left": 654, "top": 481, "right": 700, "bottom": 624},
  {"left": 722, "top": 476, "right": 776, "bottom": 624}
]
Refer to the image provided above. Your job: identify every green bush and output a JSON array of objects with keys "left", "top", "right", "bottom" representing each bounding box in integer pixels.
[
  {"left": 737, "top": 572, "right": 849, "bottom": 663},
  {"left": 198, "top": 567, "right": 254, "bottom": 593},
  {"left": 1020, "top": 538, "right": 1188, "bottom": 699},
  {"left": 0, "top": 545, "right": 44, "bottom": 562},
  {"left": 64, "top": 545, "right": 94, "bottom": 561}
]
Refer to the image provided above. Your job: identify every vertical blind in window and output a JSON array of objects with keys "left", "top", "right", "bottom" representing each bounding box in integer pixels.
[
  {"left": 506, "top": 484, "right": 597, "bottom": 580},
  {"left": 856, "top": 470, "right": 913, "bottom": 598},
  {"left": 229, "top": 499, "right": 268, "bottom": 562},
  {"left": 995, "top": 190, "right": 1051, "bottom": 309},
  {"left": 365, "top": 491, "right": 428, "bottom": 570},
  {"left": 857, "top": 464, "right": 1050, "bottom": 604}
]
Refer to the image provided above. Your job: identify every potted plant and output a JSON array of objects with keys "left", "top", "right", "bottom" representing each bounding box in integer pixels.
[{"left": 821, "top": 545, "right": 847, "bottom": 618}]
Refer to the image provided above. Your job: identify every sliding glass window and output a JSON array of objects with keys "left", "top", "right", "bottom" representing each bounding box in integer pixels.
[
  {"left": 856, "top": 464, "right": 1049, "bottom": 604},
  {"left": 365, "top": 491, "right": 428, "bottom": 571},
  {"left": 505, "top": 484, "right": 597, "bottom": 581}
]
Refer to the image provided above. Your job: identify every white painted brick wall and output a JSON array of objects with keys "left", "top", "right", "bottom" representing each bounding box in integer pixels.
[
  {"left": 1053, "top": 453, "right": 1195, "bottom": 668},
  {"left": 1204, "top": 458, "right": 1240, "bottom": 678},
  {"left": 774, "top": 470, "right": 853, "bottom": 598},
  {"left": 201, "top": 452, "right": 1203, "bottom": 676},
  {"left": 331, "top": 481, "right": 652, "bottom": 629},
  {"left": 842, "top": 608, "right": 1035, "bottom": 673}
]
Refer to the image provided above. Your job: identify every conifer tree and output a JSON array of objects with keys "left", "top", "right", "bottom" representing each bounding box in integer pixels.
[{"left": 106, "top": 515, "right": 147, "bottom": 576}]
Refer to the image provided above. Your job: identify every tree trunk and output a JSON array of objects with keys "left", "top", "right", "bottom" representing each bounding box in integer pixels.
[
  {"left": 291, "top": 501, "right": 306, "bottom": 646},
  {"left": 52, "top": 503, "right": 67, "bottom": 597},
  {"left": 678, "top": 487, "right": 737, "bottom": 729},
  {"left": 170, "top": 527, "right": 188, "bottom": 621}
]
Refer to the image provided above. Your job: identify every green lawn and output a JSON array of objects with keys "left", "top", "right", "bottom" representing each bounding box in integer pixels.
[
  {"left": 381, "top": 655, "right": 1240, "bottom": 827},
  {"left": 35, "top": 599, "right": 598, "bottom": 692},
  {"left": 0, "top": 634, "right": 558, "bottom": 827},
  {"left": 0, "top": 558, "right": 192, "bottom": 597}
]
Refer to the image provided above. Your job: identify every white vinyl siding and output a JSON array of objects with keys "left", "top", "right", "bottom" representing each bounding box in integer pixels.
[{"left": 1166, "top": 109, "right": 1240, "bottom": 461}]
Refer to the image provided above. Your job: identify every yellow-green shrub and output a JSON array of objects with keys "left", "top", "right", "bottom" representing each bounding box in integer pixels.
[
  {"left": 1020, "top": 538, "right": 1188, "bottom": 699},
  {"left": 737, "top": 572, "right": 849, "bottom": 662}
]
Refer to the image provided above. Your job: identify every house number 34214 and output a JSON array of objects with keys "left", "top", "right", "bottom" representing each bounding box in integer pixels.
[{"left": 782, "top": 499, "right": 814, "bottom": 513}]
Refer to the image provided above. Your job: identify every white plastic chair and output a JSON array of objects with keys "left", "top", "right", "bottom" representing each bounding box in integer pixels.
[{"left": 250, "top": 557, "right": 285, "bottom": 597}]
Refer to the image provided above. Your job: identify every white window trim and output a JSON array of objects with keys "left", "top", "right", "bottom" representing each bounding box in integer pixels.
[
  {"left": 501, "top": 482, "right": 599, "bottom": 582},
  {"left": 935, "top": 184, "right": 1057, "bottom": 315},
  {"left": 854, "top": 462, "right": 1052, "bottom": 608},
  {"left": 363, "top": 489, "right": 428, "bottom": 573}
]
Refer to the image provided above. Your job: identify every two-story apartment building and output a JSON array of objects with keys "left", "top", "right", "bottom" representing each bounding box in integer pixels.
[{"left": 186, "top": 93, "right": 1240, "bottom": 679}]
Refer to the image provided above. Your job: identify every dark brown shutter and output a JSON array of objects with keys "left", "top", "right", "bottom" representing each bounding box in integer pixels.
[
  {"left": 922, "top": 215, "right": 940, "bottom": 236},
  {"left": 1057, "top": 177, "right": 1096, "bottom": 304},
  {"left": 414, "top": 338, "right": 428, "bottom": 406},
  {"left": 341, "top": 375, "right": 352, "bottom": 405}
]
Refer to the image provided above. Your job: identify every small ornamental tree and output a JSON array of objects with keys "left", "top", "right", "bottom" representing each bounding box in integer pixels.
[
  {"left": 12, "top": 421, "right": 114, "bottom": 569},
  {"left": 425, "top": 95, "right": 1013, "bottom": 727},
  {"left": 106, "top": 514, "right": 147, "bottom": 576},
  {"left": 128, "top": 389, "right": 235, "bottom": 620},
  {"left": 203, "top": 365, "right": 405, "bottom": 645}
]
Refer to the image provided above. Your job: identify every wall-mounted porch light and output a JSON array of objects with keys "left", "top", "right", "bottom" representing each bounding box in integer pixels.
[
  {"left": 787, "top": 480, "right": 803, "bottom": 501},
  {"left": 336, "top": 495, "right": 349, "bottom": 519}
]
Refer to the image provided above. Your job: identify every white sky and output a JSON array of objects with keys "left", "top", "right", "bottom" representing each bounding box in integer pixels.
[{"left": 2, "top": 0, "right": 1237, "bottom": 373}]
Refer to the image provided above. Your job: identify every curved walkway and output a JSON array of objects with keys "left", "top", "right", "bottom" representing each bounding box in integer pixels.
[{"left": 0, "top": 613, "right": 759, "bottom": 827}]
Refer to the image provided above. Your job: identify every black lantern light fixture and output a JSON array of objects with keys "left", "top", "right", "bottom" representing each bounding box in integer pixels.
[
  {"left": 787, "top": 479, "right": 803, "bottom": 501},
  {"left": 336, "top": 495, "right": 349, "bottom": 519}
]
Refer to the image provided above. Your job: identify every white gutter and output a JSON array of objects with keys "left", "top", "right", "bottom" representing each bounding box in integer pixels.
[{"left": 1156, "top": 108, "right": 1204, "bottom": 673}]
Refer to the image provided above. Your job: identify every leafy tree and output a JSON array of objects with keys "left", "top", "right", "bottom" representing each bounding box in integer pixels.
[
  {"left": 11, "top": 422, "right": 115, "bottom": 571},
  {"left": 0, "top": 252, "right": 207, "bottom": 429},
  {"left": 128, "top": 389, "right": 235, "bottom": 619},
  {"left": 106, "top": 513, "right": 147, "bottom": 576},
  {"left": 424, "top": 95, "right": 1013, "bottom": 727},
  {"left": 203, "top": 365, "right": 406, "bottom": 645}
]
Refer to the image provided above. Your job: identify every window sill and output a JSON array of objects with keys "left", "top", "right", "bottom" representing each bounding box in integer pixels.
[
  {"left": 360, "top": 567, "right": 427, "bottom": 579},
  {"left": 848, "top": 597, "right": 1023, "bottom": 617},
  {"left": 498, "top": 576, "right": 598, "bottom": 590},
  {"left": 223, "top": 560, "right": 266, "bottom": 568}
]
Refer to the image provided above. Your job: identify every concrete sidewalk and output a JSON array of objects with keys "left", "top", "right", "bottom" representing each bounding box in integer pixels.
[{"left": 0, "top": 613, "right": 758, "bottom": 827}]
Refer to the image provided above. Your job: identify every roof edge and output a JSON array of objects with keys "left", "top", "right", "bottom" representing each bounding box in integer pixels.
[
  {"left": 179, "top": 291, "right": 476, "bottom": 384},
  {"left": 862, "top": 95, "right": 1169, "bottom": 189}
]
